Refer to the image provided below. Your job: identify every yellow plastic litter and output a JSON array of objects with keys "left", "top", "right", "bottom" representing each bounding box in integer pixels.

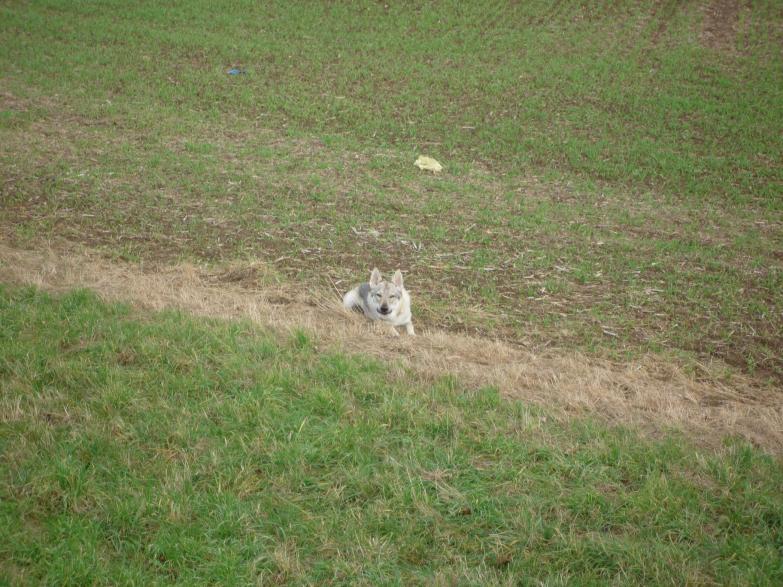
[{"left": 414, "top": 155, "right": 443, "bottom": 173}]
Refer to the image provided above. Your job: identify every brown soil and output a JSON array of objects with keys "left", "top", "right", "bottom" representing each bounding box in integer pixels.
[{"left": 700, "top": 0, "right": 742, "bottom": 50}]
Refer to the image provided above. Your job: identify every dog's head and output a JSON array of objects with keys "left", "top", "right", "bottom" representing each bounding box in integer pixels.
[{"left": 367, "top": 268, "right": 405, "bottom": 317}]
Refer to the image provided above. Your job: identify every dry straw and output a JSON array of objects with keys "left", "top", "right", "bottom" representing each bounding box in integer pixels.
[{"left": 1, "top": 241, "right": 780, "bottom": 453}]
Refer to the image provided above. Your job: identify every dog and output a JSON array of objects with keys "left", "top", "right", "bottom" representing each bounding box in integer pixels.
[{"left": 343, "top": 268, "right": 415, "bottom": 336}]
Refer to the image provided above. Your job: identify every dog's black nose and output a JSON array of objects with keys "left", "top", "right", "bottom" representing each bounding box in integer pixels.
[{"left": 380, "top": 305, "right": 389, "bottom": 314}]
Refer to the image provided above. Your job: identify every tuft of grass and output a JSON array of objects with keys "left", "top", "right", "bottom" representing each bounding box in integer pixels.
[{"left": 1, "top": 285, "right": 782, "bottom": 584}]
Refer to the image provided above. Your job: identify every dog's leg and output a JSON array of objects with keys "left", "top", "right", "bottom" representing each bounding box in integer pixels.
[
  {"left": 405, "top": 322, "right": 416, "bottom": 336},
  {"left": 370, "top": 321, "right": 397, "bottom": 337}
]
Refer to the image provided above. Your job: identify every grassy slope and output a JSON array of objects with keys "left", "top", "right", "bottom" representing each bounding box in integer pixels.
[
  {"left": 2, "top": 0, "right": 780, "bottom": 202},
  {"left": 1, "top": 286, "right": 782, "bottom": 585},
  {"left": 0, "top": 0, "right": 781, "bottom": 380}
]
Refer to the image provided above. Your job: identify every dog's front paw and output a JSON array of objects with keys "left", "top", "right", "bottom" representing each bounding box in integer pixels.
[{"left": 388, "top": 326, "right": 400, "bottom": 337}]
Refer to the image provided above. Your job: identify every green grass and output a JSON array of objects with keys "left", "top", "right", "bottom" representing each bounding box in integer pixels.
[
  {"left": 1, "top": 285, "right": 782, "bottom": 584},
  {"left": 2, "top": 0, "right": 779, "bottom": 203},
  {"left": 1, "top": 0, "right": 782, "bottom": 380}
]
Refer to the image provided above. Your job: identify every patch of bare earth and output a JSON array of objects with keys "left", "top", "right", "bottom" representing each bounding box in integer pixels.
[
  {"left": 1, "top": 240, "right": 780, "bottom": 453},
  {"left": 700, "top": 0, "right": 743, "bottom": 51},
  {"left": 650, "top": 0, "right": 682, "bottom": 47}
]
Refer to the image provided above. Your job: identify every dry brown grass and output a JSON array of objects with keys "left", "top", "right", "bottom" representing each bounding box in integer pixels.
[{"left": 1, "top": 239, "right": 781, "bottom": 453}]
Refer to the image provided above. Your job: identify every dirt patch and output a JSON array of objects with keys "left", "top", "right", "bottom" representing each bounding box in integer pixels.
[
  {"left": 1, "top": 240, "right": 780, "bottom": 454},
  {"left": 650, "top": 0, "right": 683, "bottom": 47},
  {"left": 700, "top": 0, "right": 742, "bottom": 51}
]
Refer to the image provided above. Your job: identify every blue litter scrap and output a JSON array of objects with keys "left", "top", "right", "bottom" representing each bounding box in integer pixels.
[{"left": 227, "top": 68, "right": 245, "bottom": 75}]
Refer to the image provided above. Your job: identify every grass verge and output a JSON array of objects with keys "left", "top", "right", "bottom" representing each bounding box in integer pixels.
[{"left": 1, "top": 285, "right": 782, "bottom": 584}]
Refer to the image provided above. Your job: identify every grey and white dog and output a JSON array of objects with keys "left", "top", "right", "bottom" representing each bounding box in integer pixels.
[{"left": 343, "top": 268, "right": 415, "bottom": 336}]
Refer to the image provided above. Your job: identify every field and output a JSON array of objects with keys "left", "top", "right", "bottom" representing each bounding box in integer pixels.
[
  {"left": 2, "top": 287, "right": 782, "bottom": 584},
  {"left": 1, "top": 0, "right": 782, "bottom": 584}
]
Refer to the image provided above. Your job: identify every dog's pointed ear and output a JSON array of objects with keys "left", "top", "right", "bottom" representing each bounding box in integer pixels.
[
  {"left": 369, "top": 268, "right": 382, "bottom": 286},
  {"left": 392, "top": 269, "right": 404, "bottom": 288}
]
